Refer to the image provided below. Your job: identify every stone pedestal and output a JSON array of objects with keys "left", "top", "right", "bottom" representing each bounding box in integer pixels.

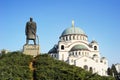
[{"left": 23, "top": 44, "right": 40, "bottom": 57}]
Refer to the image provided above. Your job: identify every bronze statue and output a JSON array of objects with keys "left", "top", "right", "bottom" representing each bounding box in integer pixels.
[{"left": 25, "top": 17, "right": 37, "bottom": 45}]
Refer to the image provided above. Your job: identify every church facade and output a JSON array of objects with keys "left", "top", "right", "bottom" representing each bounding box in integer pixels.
[{"left": 48, "top": 21, "right": 108, "bottom": 76}]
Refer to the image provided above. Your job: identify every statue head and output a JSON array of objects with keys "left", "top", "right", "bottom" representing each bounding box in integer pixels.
[{"left": 30, "top": 17, "right": 33, "bottom": 22}]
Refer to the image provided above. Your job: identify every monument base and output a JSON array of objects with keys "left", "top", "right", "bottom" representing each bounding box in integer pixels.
[{"left": 23, "top": 44, "right": 40, "bottom": 57}]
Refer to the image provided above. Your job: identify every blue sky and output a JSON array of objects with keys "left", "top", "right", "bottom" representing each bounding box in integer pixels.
[{"left": 0, "top": 0, "right": 120, "bottom": 66}]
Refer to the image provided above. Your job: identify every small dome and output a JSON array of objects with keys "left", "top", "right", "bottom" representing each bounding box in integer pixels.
[
  {"left": 91, "top": 40, "right": 98, "bottom": 44},
  {"left": 70, "top": 45, "right": 88, "bottom": 51}
]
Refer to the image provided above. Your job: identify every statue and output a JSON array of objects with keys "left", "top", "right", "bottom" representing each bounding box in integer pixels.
[
  {"left": 25, "top": 17, "right": 36, "bottom": 45},
  {"left": 23, "top": 17, "right": 40, "bottom": 56}
]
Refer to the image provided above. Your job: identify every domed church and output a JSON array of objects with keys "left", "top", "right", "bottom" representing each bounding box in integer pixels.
[{"left": 48, "top": 21, "right": 108, "bottom": 76}]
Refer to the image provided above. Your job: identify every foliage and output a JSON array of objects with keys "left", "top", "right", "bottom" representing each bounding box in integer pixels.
[
  {"left": 111, "top": 64, "right": 120, "bottom": 80},
  {"left": 0, "top": 52, "right": 33, "bottom": 80},
  {"left": 107, "top": 67, "right": 113, "bottom": 76},
  {"left": 34, "top": 54, "right": 115, "bottom": 80},
  {"left": 0, "top": 53, "right": 115, "bottom": 80},
  {"left": 111, "top": 64, "right": 118, "bottom": 75}
]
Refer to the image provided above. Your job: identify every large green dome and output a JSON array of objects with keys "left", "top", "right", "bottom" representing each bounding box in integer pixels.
[{"left": 61, "top": 27, "right": 85, "bottom": 36}]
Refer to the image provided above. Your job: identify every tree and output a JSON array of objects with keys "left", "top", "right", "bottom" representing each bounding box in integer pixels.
[
  {"left": 0, "top": 53, "right": 115, "bottom": 80},
  {"left": 33, "top": 54, "right": 115, "bottom": 80},
  {"left": 107, "top": 67, "right": 113, "bottom": 76},
  {"left": 0, "top": 52, "right": 33, "bottom": 79},
  {"left": 111, "top": 64, "right": 119, "bottom": 80}
]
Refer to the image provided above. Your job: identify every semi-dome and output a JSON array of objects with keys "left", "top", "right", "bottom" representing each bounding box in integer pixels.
[
  {"left": 48, "top": 45, "right": 58, "bottom": 53},
  {"left": 61, "top": 20, "right": 85, "bottom": 36},
  {"left": 70, "top": 44, "right": 88, "bottom": 51}
]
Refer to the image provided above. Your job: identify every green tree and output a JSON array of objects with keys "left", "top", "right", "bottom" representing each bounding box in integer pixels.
[
  {"left": 33, "top": 54, "right": 115, "bottom": 80},
  {"left": 111, "top": 64, "right": 120, "bottom": 80},
  {"left": 0, "top": 52, "right": 33, "bottom": 79},
  {"left": 0, "top": 53, "right": 115, "bottom": 80},
  {"left": 107, "top": 67, "right": 113, "bottom": 76},
  {"left": 111, "top": 64, "right": 118, "bottom": 75}
]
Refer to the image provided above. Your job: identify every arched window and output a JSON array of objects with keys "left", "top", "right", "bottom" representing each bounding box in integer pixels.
[
  {"left": 62, "top": 37, "right": 65, "bottom": 41},
  {"left": 73, "top": 52, "right": 75, "bottom": 55},
  {"left": 61, "top": 45, "right": 64, "bottom": 50},
  {"left": 90, "top": 67, "right": 93, "bottom": 73},
  {"left": 79, "top": 52, "right": 81, "bottom": 55},
  {"left": 84, "top": 65, "right": 88, "bottom": 70},
  {"left": 54, "top": 54, "right": 56, "bottom": 57},
  {"left": 51, "top": 54, "right": 53, "bottom": 57},
  {"left": 69, "top": 52, "right": 71, "bottom": 56},
  {"left": 94, "top": 46, "right": 97, "bottom": 50},
  {"left": 100, "top": 60, "right": 103, "bottom": 63},
  {"left": 69, "top": 36, "right": 71, "bottom": 40},
  {"left": 72, "top": 52, "right": 74, "bottom": 55},
  {"left": 73, "top": 36, "right": 75, "bottom": 40},
  {"left": 66, "top": 36, "right": 68, "bottom": 41},
  {"left": 75, "top": 52, "right": 77, "bottom": 55}
]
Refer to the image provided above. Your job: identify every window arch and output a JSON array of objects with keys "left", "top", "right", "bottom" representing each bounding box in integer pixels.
[
  {"left": 94, "top": 46, "right": 97, "bottom": 50},
  {"left": 84, "top": 65, "right": 88, "bottom": 70},
  {"left": 63, "top": 37, "right": 65, "bottom": 41},
  {"left": 73, "top": 35, "right": 75, "bottom": 40},
  {"left": 66, "top": 36, "right": 68, "bottom": 41},
  {"left": 54, "top": 54, "right": 56, "bottom": 57},
  {"left": 90, "top": 67, "right": 93, "bottom": 73},
  {"left": 61, "top": 45, "right": 64, "bottom": 50},
  {"left": 79, "top": 52, "right": 81, "bottom": 55},
  {"left": 75, "top": 52, "right": 77, "bottom": 55},
  {"left": 69, "top": 36, "right": 71, "bottom": 40}
]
